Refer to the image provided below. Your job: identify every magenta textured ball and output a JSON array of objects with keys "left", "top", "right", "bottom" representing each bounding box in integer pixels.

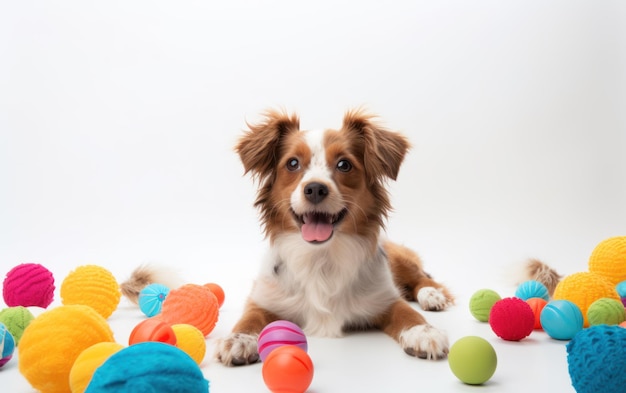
[
  {"left": 489, "top": 297, "right": 535, "bottom": 341},
  {"left": 257, "top": 320, "right": 308, "bottom": 362},
  {"left": 2, "top": 263, "right": 55, "bottom": 308}
]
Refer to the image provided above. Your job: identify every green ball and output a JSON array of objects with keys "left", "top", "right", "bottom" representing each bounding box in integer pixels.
[
  {"left": 448, "top": 336, "right": 497, "bottom": 385},
  {"left": 469, "top": 289, "right": 501, "bottom": 322},
  {"left": 587, "top": 298, "right": 625, "bottom": 326},
  {"left": 0, "top": 306, "right": 35, "bottom": 346}
]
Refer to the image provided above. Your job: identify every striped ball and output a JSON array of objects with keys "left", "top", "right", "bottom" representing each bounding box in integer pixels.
[
  {"left": 61, "top": 265, "right": 121, "bottom": 319},
  {"left": 258, "top": 320, "right": 308, "bottom": 361},
  {"left": 2, "top": 263, "right": 55, "bottom": 308}
]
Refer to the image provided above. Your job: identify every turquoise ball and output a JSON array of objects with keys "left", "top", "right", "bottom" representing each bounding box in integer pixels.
[
  {"left": 540, "top": 300, "right": 584, "bottom": 340},
  {"left": 515, "top": 280, "right": 549, "bottom": 301},
  {"left": 138, "top": 284, "right": 170, "bottom": 317},
  {"left": 0, "top": 323, "right": 16, "bottom": 367}
]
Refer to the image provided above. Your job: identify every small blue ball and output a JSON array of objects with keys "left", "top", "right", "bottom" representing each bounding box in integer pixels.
[
  {"left": 540, "top": 300, "right": 583, "bottom": 340},
  {"left": 616, "top": 281, "right": 626, "bottom": 297},
  {"left": 138, "top": 284, "right": 170, "bottom": 317},
  {"left": 515, "top": 280, "right": 549, "bottom": 301},
  {"left": 0, "top": 322, "right": 16, "bottom": 367}
]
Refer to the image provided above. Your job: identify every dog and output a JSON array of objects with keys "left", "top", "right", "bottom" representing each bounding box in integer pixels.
[{"left": 213, "top": 109, "right": 455, "bottom": 366}]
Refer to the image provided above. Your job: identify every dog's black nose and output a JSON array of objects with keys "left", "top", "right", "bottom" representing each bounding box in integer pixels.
[{"left": 304, "top": 182, "right": 328, "bottom": 204}]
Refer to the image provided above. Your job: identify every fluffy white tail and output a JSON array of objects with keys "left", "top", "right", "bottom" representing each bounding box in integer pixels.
[{"left": 120, "top": 264, "right": 185, "bottom": 304}]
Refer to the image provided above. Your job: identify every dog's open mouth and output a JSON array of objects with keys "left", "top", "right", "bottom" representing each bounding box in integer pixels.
[{"left": 293, "top": 209, "right": 348, "bottom": 244}]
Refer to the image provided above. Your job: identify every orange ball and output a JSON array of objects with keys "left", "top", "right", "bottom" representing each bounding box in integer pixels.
[
  {"left": 203, "top": 282, "right": 225, "bottom": 308},
  {"left": 262, "top": 345, "right": 314, "bottom": 393},
  {"left": 129, "top": 318, "right": 177, "bottom": 346},
  {"left": 526, "top": 297, "right": 548, "bottom": 330},
  {"left": 159, "top": 284, "right": 219, "bottom": 337}
]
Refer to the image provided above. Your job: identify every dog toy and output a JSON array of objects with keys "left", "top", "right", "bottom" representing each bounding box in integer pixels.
[
  {"left": 2, "top": 263, "right": 55, "bottom": 308},
  {"left": 567, "top": 324, "right": 626, "bottom": 393},
  {"left": 448, "top": 336, "right": 497, "bottom": 385},
  {"left": 488, "top": 297, "right": 534, "bottom": 341},
  {"left": 469, "top": 289, "right": 501, "bottom": 322},
  {"left": 540, "top": 299, "right": 583, "bottom": 340},
  {"left": 525, "top": 297, "right": 548, "bottom": 329},
  {"left": 129, "top": 318, "right": 177, "bottom": 345},
  {"left": 515, "top": 280, "right": 549, "bottom": 301},
  {"left": 0, "top": 323, "right": 16, "bottom": 367},
  {"left": 203, "top": 282, "right": 225, "bottom": 308},
  {"left": 18, "top": 304, "right": 114, "bottom": 393},
  {"left": 616, "top": 280, "right": 626, "bottom": 307},
  {"left": 85, "top": 342, "right": 209, "bottom": 393},
  {"left": 258, "top": 320, "right": 308, "bottom": 361},
  {"left": 0, "top": 306, "right": 35, "bottom": 345},
  {"left": 158, "top": 284, "right": 219, "bottom": 336},
  {"left": 69, "top": 342, "right": 124, "bottom": 393},
  {"left": 553, "top": 272, "right": 620, "bottom": 327},
  {"left": 586, "top": 297, "right": 625, "bottom": 326},
  {"left": 138, "top": 283, "right": 170, "bottom": 317},
  {"left": 60, "top": 265, "right": 121, "bottom": 319},
  {"left": 172, "top": 323, "right": 206, "bottom": 365},
  {"left": 262, "top": 345, "right": 314, "bottom": 393},
  {"left": 588, "top": 236, "right": 626, "bottom": 285}
]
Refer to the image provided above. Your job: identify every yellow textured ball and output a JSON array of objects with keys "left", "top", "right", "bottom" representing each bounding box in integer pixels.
[
  {"left": 61, "top": 265, "right": 121, "bottom": 319},
  {"left": 588, "top": 236, "right": 626, "bottom": 285},
  {"left": 69, "top": 342, "right": 124, "bottom": 393},
  {"left": 172, "top": 323, "right": 206, "bottom": 365},
  {"left": 18, "top": 305, "right": 115, "bottom": 393},
  {"left": 553, "top": 272, "right": 620, "bottom": 327}
]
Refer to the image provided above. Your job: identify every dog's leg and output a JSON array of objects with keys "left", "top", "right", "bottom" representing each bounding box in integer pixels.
[
  {"left": 384, "top": 241, "right": 454, "bottom": 311},
  {"left": 215, "top": 301, "right": 279, "bottom": 366},
  {"left": 375, "top": 299, "right": 449, "bottom": 359}
]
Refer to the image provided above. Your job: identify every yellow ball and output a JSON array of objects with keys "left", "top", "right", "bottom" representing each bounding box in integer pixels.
[
  {"left": 588, "top": 236, "right": 626, "bottom": 285},
  {"left": 69, "top": 342, "right": 124, "bottom": 393},
  {"left": 61, "top": 265, "right": 121, "bottom": 319},
  {"left": 553, "top": 272, "right": 620, "bottom": 327},
  {"left": 172, "top": 323, "right": 206, "bottom": 365},
  {"left": 18, "top": 305, "right": 115, "bottom": 393}
]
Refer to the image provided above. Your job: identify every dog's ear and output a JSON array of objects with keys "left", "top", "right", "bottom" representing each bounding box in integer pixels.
[
  {"left": 342, "top": 109, "right": 410, "bottom": 182},
  {"left": 235, "top": 109, "right": 300, "bottom": 179}
]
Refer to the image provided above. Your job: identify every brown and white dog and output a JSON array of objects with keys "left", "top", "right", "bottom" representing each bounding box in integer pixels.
[{"left": 214, "top": 109, "right": 454, "bottom": 366}]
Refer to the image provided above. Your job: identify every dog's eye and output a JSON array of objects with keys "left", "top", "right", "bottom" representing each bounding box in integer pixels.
[
  {"left": 286, "top": 158, "right": 300, "bottom": 171},
  {"left": 336, "top": 159, "right": 352, "bottom": 173}
]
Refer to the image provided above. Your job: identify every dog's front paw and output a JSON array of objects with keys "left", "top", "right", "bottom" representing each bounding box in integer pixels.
[
  {"left": 399, "top": 324, "right": 449, "bottom": 360},
  {"left": 417, "top": 286, "right": 452, "bottom": 311},
  {"left": 215, "top": 333, "right": 260, "bottom": 366}
]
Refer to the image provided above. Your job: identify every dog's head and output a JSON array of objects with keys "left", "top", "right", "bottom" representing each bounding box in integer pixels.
[{"left": 236, "top": 109, "right": 410, "bottom": 246}]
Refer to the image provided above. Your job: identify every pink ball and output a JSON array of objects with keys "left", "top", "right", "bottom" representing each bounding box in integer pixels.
[
  {"left": 3, "top": 263, "right": 55, "bottom": 308},
  {"left": 257, "top": 320, "right": 308, "bottom": 362},
  {"left": 489, "top": 297, "right": 534, "bottom": 341}
]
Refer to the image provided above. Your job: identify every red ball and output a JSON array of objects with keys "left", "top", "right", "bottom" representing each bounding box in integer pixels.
[
  {"left": 489, "top": 297, "right": 534, "bottom": 341},
  {"left": 2, "top": 263, "right": 55, "bottom": 308},
  {"left": 526, "top": 297, "right": 548, "bottom": 330},
  {"left": 129, "top": 318, "right": 177, "bottom": 346},
  {"left": 262, "top": 346, "right": 314, "bottom": 393}
]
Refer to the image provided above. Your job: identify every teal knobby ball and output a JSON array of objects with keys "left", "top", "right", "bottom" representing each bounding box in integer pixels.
[
  {"left": 540, "top": 300, "right": 583, "bottom": 340},
  {"left": 138, "top": 284, "right": 170, "bottom": 318},
  {"left": 1, "top": 322, "right": 16, "bottom": 367},
  {"left": 616, "top": 280, "right": 626, "bottom": 307},
  {"left": 586, "top": 298, "right": 625, "bottom": 326},
  {"left": 567, "top": 325, "right": 626, "bottom": 393},
  {"left": 515, "top": 280, "right": 549, "bottom": 301},
  {"left": 469, "top": 289, "right": 501, "bottom": 322},
  {"left": 86, "top": 342, "right": 209, "bottom": 392},
  {"left": 448, "top": 336, "right": 497, "bottom": 385}
]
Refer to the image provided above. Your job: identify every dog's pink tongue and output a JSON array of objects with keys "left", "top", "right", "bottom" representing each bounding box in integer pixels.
[{"left": 302, "top": 222, "right": 333, "bottom": 242}]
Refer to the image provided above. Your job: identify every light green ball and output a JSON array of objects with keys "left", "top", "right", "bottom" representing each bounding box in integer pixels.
[
  {"left": 448, "top": 336, "right": 497, "bottom": 385},
  {"left": 0, "top": 306, "right": 35, "bottom": 346},
  {"left": 469, "top": 289, "right": 501, "bottom": 322},
  {"left": 587, "top": 297, "right": 625, "bottom": 326}
]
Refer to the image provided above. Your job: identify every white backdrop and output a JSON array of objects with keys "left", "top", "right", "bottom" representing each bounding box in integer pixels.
[{"left": 1, "top": 1, "right": 625, "bottom": 392}]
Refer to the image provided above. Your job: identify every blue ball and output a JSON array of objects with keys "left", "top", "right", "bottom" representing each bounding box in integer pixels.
[
  {"left": 86, "top": 342, "right": 209, "bottom": 392},
  {"left": 567, "top": 325, "right": 626, "bottom": 393},
  {"left": 0, "top": 322, "right": 16, "bottom": 367},
  {"left": 515, "top": 280, "right": 549, "bottom": 301},
  {"left": 138, "top": 283, "right": 170, "bottom": 317},
  {"left": 540, "top": 300, "right": 583, "bottom": 340}
]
